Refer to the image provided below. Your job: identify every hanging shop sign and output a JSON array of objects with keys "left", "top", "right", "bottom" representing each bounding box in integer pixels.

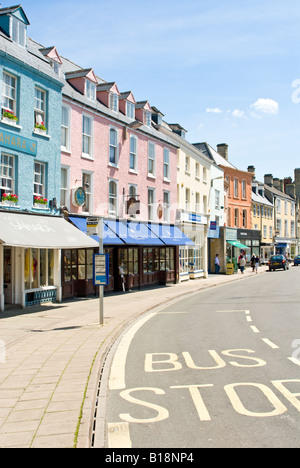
[{"left": 0, "top": 129, "right": 37, "bottom": 156}]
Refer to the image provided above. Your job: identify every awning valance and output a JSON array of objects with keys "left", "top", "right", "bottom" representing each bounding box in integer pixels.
[
  {"left": 148, "top": 223, "right": 194, "bottom": 246},
  {"left": 69, "top": 217, "right": 125, "bottom": 245},
  {"left": 0, "top": 212, "right": 98, "bottom": 249},
  {"left": 227, "top": 240, "right": 248, "bottom": 249}
]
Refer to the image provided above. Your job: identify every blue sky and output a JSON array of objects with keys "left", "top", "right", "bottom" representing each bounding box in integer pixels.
[{"left": 12, "top": 0, "right": 300, "bottom": 181}]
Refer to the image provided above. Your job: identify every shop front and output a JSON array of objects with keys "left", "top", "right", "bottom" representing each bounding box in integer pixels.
[
  {"left": 177, "top": 212, "right": 207, "bottom": 281},
  {"left": 65, "top": 217, "right": 192, "bottom": 296},
  {"left": 0, "top": 211, "right": 98, "bottom": 312},
  {"left": 237, "top": 229, "right": 261, "bottom": 260}
]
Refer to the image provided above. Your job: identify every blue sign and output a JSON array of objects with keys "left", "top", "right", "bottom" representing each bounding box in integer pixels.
[
  {"left": 93, "top": 253, "right": 109, "bottom": 286},
  {"left": 210, "top": 221, "right": 217, "bottom": 230},
  {"left": 0, "top": 128, "right": 37, "bottom": 156},
  {"left": 189, "top": 213, "right": 202, "bottom": 223}
]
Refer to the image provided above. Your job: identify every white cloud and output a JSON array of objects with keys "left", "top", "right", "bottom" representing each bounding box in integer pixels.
[
  {"left": 250, "top": 98, "right": 279, "bottom": 115},
  {"left": 231, "top": 109, "right": 245, "bottom": 118},
  {"left": 206, "top": 107, "right": 223, "bottom": 114}
]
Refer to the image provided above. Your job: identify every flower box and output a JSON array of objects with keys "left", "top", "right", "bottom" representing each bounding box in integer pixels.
[
  {"left": 33, "top": 196, "right": 48, "bottom": 207},
  {"left": 2, "top": 117, "right": 17, "bottom": 126},
  {"left": 1, "top": 193, "right": 18, "bottom": 206},
  {"left": 2, "top": 109, "right": 18, "bottom": 123}
]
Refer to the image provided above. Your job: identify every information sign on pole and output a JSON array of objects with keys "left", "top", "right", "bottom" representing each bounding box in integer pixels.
[{"left": 93, "top": 253, "right": 109, "bottom": 286}]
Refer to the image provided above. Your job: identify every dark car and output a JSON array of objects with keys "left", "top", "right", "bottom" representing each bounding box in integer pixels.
[
  {"left": 294, "top": 255, "right": 300, "bottom": 266},
  {"left": 268, "top": 254, "right": 290, "bottom": 271}
]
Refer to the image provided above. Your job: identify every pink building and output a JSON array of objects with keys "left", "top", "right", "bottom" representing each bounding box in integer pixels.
[{"left": 59, "top": 59, "right": 190, "bottom": 298}]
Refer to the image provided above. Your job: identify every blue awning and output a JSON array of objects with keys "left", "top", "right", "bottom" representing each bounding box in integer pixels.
[
  {"left": 107, "top": 220, "right": 164, "bottom": 245},
  {"left": 69, "top": 217, "right": 125, "bottom": 245},
  {"left": 148, "top": 223, "right": 194, "bottom": 246}
]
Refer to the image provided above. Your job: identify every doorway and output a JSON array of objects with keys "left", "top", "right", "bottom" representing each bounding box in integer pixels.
[{"left": 3, "top": 247, "right": 13, "bottom": 304}]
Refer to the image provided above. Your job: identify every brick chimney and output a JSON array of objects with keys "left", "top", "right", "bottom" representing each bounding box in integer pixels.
[
  {"left": 217, "top": 143, "right": 228, "bottom": 161},
  {"left": 247, "top": 166, "right": 256, "bottom": 179}
]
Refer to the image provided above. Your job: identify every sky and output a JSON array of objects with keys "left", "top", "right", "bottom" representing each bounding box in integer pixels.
[{"left": 7, "top": 0, "right": 300, "bottom": 181}]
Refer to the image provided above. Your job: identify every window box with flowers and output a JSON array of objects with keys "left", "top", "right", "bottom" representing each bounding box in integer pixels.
[
  {"left": 34, "top": 122, "right": 47, "bottom": 135},
  {"left": 1, "top": 193, "right": 19, "bottom": 207},
  {"left": 33, "top": 196, "right": 48, "bottom": 208},
  {"left": 2, "top": 109, "right": 18, "bottom": 125}
]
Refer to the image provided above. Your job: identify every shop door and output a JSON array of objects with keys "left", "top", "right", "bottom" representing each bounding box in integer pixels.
[{"left": 3, "top": 247, "right": 13, "bottom": 304}]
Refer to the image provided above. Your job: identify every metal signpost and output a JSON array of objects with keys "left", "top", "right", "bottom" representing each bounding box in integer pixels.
[{"left": 89, "top": 217, "right": 108, "bottom": 325}]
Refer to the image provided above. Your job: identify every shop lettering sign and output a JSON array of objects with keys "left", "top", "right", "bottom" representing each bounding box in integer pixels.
[{"left": 0, "top": 129, "right": 37, "bottom": 156}]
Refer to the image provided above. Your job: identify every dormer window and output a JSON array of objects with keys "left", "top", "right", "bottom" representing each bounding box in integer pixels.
[
  {"left": 11, "top": 16, "right": 26, "bottom": 47},
  {"left": 126, "top": 101, "right": 135, "bottom": 119},
  {"left": 144, "top": 111, "right": 152, "bottom": 127},
  {"left": 86, "top": 80, "right": 96, "bottom": 101},
  {"left": 50, "top": 60, "right": 61, "bottom": 76},
  {"left": 109, "top": 93, "right": 119, "bottom": 113}
]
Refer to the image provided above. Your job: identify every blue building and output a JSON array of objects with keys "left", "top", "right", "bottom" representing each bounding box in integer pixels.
[{"left": 0, "top": 5, "right": 97, "bottom": 311}]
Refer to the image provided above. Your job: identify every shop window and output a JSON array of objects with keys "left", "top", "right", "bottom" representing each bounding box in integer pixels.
[
  {"left": 62, "top": 249, "right": 95, "bottom": 283},
  {"left": 24, "top": 248, "right": 55, "bottom": 290},
  {"left": 118, "top": 248, "right": 138, "bottom": 275}
]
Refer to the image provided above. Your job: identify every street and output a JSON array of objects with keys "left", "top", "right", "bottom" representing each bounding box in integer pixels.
[{"left": 99, "top": 267, "right": 300, "bottom": 448}]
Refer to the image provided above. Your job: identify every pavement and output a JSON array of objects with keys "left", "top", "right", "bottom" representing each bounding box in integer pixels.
[{"left": 0, "top": 266, "right": 267, "bottom": 448}]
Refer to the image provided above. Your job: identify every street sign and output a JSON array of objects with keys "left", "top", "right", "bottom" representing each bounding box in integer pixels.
[
  {"left": 87, "top": 217, "right": 99, "bottom": 236},
  {"left": 93, "top": 253, "right": 109, "bottom": 286}
]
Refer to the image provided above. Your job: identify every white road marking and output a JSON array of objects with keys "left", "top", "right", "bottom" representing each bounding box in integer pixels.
[
  {"left": 109, "top": 312, "right": 156, "bottom": 390},
  {"left": 246, "top": 316, "right": 252, "bottom": 322},
  {"left": 250, "top": 326, "right": 260, "bottom": 333},
  {"left": 288, "top": 357, "right": 300, "bottom": 367},
  {"left": 216, "top": 310, "right": 250, "bottom": 313},
  {"left": 262, "top": 338, "right": 279, "bottom": 349},
  {"left": 107, "top": 422, "right": 132, "bottom": 448}
]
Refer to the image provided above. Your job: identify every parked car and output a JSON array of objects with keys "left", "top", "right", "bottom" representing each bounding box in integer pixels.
[
  {"left": 294, "top": 255, "right": 300, "bottom": 266},
  {"left": 268, "top": 254, "right": 290, "bottom": 271}
]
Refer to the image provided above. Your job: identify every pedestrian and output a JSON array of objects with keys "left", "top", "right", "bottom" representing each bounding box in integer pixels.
[
  {"left": 254, "top": 256, "right": 259, "bottom": 273},
  {"left": 214, "top": 254, "right": 220, "bottom": 274},
  {"left": 250, "top": 254, "right": 255, "bottom": 272},
  {"left": 239, "top": 255, "right": 246, "bottom": 274}
]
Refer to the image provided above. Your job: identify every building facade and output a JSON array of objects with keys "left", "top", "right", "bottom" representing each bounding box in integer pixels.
[
  {"left": 0, "top": 5, "right": 97, "bottom": 311},
  {"left": 58, "top": 55, "right": 191, "bottom": 297}
]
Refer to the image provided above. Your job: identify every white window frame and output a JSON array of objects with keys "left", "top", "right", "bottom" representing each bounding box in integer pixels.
[
  {"left": 60, "top": 166, "right": 70, "bottom": 209},
  {"left": 82, "top": 113, "right": 93, "bottom": 159},
  {"left": 129, "top": 135, "right": 138, "bottom": 172},
  {"left": 34, "top": 87, "right": 46, "bottom": 126},
  {"left": 163, "top": 148, "right": 170, "bottom": 180},
  {"left": 109, "top": 127, "right": 119, "bottom": 166},
  {"left": 2, "top": 72, "right": 17, "bottom": 116},
  {"left": 0, "top": 153, "right": 15, "bottom": 198},
  {"left": 148, "top": 187, "right": 155, "bottom": 221},
  {"left": 148, "top": 142, "right": 156, "bottom": 177},
  {"left": 163, "top": 190, "right": 170, "bottom": 222},
  {"left": 85, "top": 80, "right": 96, "bottom": 102},
  {"left": 144, "top": 111, "right": 151, "bottom": 127},
  {"left": 11, "top": 16, "right": 26, "bottom": 47},
  {"left": 215, "top": 189, "right": 220, "bottom": 209},
  {"left": 234, "top": 178, "right": 238, "bottom": 197},
  {"left": 34, "top": 162, "right": 46, "bottom": 198},
  {"left": 109, "top": 179, "right": 119, "bottom": 217},
  {"left": 126, "top": 101, "right": 135, "bottom": 119},
  {"left": 61, "top": 105, "right": 71, "bottom": 151},
  {"left": 242, "top": 179, "right": 246, "bottom": 199},
  {"left": 82, "top": 171, "right": 93, "bottom": 214},
  {"left": 109, "top": 93, "right": 119, "bottom": 113}
]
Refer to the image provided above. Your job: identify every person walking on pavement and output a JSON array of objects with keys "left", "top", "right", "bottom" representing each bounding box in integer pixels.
[
  {"left": 239, "top": 255, "right": 246, "bottom": 274},
  {"left": 254, "top": 255, "right": 260, "bottom": 274},
  {"left": 250, "top": 254, "right": 255, "bottom": 272},
  {"left": 214, "top": 254, "right": 220, "bottom": 274}
]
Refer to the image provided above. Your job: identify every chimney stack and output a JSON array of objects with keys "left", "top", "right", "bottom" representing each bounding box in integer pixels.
[
  {"left": 217, "top": 143, "right": 228, "bottom": 161},
  {"left": 264, "top": 174, "right": 273, "bottom": 187}
]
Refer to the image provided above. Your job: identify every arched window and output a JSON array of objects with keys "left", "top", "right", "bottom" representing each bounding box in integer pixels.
[
  {"left": 242, "top": 209, "right": 247, "bottom": 228},
  {"left": 234, "top": 208, "right": 239, "bottom": 227}
]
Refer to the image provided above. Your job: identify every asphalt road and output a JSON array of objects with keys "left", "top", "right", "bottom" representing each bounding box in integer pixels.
[{"left": 100, "top": 267, "right": 300, "bottom": 448}]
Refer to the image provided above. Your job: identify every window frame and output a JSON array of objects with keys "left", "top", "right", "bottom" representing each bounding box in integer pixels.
[
  {"left": 148, "top": 187, "right": 156, "bottom": 221},
  {"left": 33, "top": 161, "right": 46, "bottom": 199},
  {"left": 85, "top": 79, "right": 96, "bottom": 102},
  {"left": 109, "top": 93, "right": 119, "bottom": 113},
  {"left": 163, "top": 148, "right": 170, "bottom": 180},
  {"left": 109, "top": 127, "right": 119, "bottom": 166},
  {"left": 2, "top": 72, "right": 17, "bottom": 117},
  {"left": 82, "top": 113, "right": 93, "bottom": 159},
  {"left": 0, "top": 152, "right": 15, "bottom": 199},
  {"left": 11, "top": 16, "right": 26, "bottom": 47},
  {"left": 34, "top": 87, "right": 46, "bottom": 127},
  {"left": 129, "top": 134, "right": 138, "bottom": 172},
  {"left": 109, "top": 179, "right": 119, "bottom": 216},
  {"left": 148, "top": 141, "right": 156, "bottom": 177},
  {"left": 61, "top": 104, "right": 71, "bottom": 151}
]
